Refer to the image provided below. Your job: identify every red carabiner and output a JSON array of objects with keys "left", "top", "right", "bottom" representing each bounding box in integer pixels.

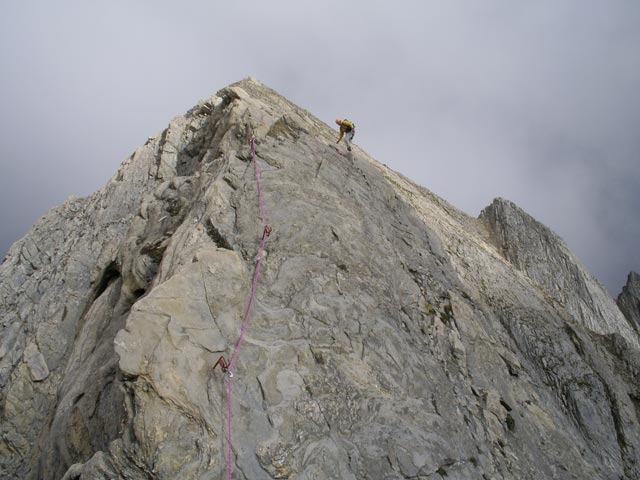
[{"left": 213, "top": 356, "right": 230, "bottom": 373}]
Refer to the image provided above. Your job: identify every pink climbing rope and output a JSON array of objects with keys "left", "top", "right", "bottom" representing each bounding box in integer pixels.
[
  {"left": 223, "top": 135, "right": 271, "bottom": 480},
  {"left": 253, "top": 139, "right": 268, "bottom": 230}
]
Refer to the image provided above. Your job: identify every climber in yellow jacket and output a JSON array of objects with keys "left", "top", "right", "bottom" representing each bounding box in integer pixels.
[{"left": 335, "top": 118, "right": 355, "bottom": 151}]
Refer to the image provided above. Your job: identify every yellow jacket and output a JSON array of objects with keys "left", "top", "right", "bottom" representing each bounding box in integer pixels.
[{"left": 336, "top": 120, "right": 355, "bottom": 143}]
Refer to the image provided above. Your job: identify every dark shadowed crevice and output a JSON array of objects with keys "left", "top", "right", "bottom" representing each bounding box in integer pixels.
[
  {"left": 73, "top": 262, "right": 122, "bottom": 340},
  {"left": 205, "top": 219, "right": 233, "bottom": 250},
  {"left": 630, "top": 393, "right": 640, "bottom": 433},
  {"left": 93, "top": 261, "right": 120, "bottom": 300},
  {"left": 132, "top": 288, "right": 146, "bottom": 300}
]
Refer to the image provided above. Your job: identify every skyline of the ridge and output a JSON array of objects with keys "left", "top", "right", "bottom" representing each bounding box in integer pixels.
[{"left": 1, "top": 1, "right": 639, "bottom": 294}]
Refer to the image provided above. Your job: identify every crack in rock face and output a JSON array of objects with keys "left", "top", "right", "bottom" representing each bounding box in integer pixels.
[{"left": 1, "top": 78, "right": 639, "bottom": 480}]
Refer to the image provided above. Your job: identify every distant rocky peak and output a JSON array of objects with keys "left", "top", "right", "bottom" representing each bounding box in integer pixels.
[
  {"left": 480, "top": 197, "right": 638, "bottom": 346},
  {"left": 618, "top": 271, "right": 640, "bottom": 333}
]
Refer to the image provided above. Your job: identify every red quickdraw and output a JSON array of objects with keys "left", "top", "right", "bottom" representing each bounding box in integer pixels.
[{"left": 212, "top": 356, "right": 232, "bottom": 377}]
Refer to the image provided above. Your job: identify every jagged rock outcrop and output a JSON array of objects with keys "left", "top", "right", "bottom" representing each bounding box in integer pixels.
[
  {"left": 1, "top": 78, "right": 639, "bottom": 480},
  {"left": 618, "top": 271, "right": 640, "bottom": 333},
  {"left": 479, "top": 198, "right": 638, "bottom": 346}
]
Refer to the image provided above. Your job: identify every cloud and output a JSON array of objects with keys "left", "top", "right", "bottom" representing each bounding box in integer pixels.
[{"left": 1, "top": 1, "right": 639, "bottom": 294}]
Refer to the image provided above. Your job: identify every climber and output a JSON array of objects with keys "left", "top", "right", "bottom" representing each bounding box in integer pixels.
[{"left": 335, "top": 118, "right": 355, "bottom": 151}]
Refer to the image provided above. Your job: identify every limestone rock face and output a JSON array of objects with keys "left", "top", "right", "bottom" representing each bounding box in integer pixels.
[
  {"left": 1, "top": 79, "right": 639, "bottom": 480},
  {"left": 618, "top": 271, "right": 640, "bottom": 333},
  {"left": 479, "top": 198, "right": 638, "bottom": 345}
]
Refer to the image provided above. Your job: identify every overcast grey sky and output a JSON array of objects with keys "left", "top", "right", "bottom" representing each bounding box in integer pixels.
[{"left": 1, "top": 1, "right": 639, "bottom": 295}]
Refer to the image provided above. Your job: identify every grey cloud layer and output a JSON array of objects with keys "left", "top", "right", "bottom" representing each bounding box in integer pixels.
[{"left": 1, "top": 1, "right": 638, "bottom": 293}]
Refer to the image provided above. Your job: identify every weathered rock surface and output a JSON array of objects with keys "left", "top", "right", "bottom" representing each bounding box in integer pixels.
[
  {"left": 479, "top": 198, "right": 638, "bottom": 346},
  {"left": 618, "top": 271, "right": 640, "bottom": 333},
  {"left": 1, "top": 78, "right": 639, "bottom": 479}
]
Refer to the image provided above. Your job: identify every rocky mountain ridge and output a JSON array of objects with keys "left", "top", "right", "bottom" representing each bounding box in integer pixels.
[
  {"left": 618, "top": 272, "right": 640, "bottom": 334},
  {"left": 1, "top": 78, "right": 639, "bottom": 479}
]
